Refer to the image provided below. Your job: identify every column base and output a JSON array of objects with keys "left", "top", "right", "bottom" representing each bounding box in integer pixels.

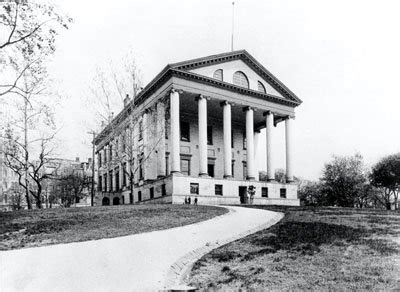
[
  {"left": 246, "top": 176, "right": 256, "bottom": 181},
  {"left": 223, "top": 175, "right": 233, "bottom": 179},
  {"left": 267, "top": 178, "right": 275, "bottom": 182},
  {"left": 199, "top": 173, "right": 209, "bottom": 177},
  {"left": 157, "top": 175, "right": 166, "bottom": 179}
]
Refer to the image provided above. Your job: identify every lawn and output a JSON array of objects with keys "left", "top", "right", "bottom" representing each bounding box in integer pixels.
[
  {"left": 0, "top": 204, "right": 227, "bottom": 250},
  {"left": 188, "top": 206, "right": 400, "bottom": 290}
]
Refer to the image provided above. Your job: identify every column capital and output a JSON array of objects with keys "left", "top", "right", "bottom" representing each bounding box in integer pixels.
[
  {"left": 285, "top": 115, "right": 295, "bottom": 120},
  {"left": 195, "top": 94, "right": 210, "bottom": 101},
  {"left": 263, "top": 110, "right": 276, "bottom": 116},
  {"left": 220, "top": 100, "right": 233, "bottom": 107},
  {"left": 243, "top": 106, "right": 256, "bottom": 112},
  {"left": 170, "top": 88, "right": 183, "bottom": 95}
]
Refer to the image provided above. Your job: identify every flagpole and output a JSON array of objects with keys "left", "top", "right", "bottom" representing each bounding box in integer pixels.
[{"left": 231, "top": 1, "right": 235, "bottom": 51}]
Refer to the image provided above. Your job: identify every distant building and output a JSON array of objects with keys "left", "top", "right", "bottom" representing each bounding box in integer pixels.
[
  {"left": 0, "top": 141, "right": 19, "bottom": 211},
  {"left": 94, "top": 50, "right": 302, "bottom": 206},
  {"left": 0, "top": 154, "right": 95, "bottom": 211},
  {"left": 40, "top": 157, "right": 95, "bottom": 208}
]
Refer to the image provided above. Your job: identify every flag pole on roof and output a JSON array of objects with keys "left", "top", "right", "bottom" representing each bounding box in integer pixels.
[{"left": 231, "top": 1, "right": 235, "bottom": 51}]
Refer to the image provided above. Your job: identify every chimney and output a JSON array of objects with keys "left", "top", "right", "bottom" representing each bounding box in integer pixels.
[
  {"left": 75, "top": 157, "right": 80, "bottom": 162},
  {"left": 124, "top": 94, "right": 130, "bottom": 107},
  {"left": 101, "top": 121, "right": 106, "bottom": 128},
  {"left": 88, "top": 158, "right": 92, "bottom": 164}
]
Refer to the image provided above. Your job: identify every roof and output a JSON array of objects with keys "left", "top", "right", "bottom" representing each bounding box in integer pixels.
[{"left": 95, "top": 50, "right": 302, "bottom": 145}]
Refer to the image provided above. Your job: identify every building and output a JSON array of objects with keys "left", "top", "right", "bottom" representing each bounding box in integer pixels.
[
  {"left": 0, "top": 141, "right": 19, "bottom": 211},
  {"left": 94, "top": 50, "right": 302, "bottom": 206},
  {"left": 40, "top": 157, "right": 95, "bottom": 208}
]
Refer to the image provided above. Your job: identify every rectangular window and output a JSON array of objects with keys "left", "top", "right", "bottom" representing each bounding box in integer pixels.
[
  {"left": 280, "top": 188, "right": 287, "bottom": 198},
  {"left": 262, "top": 187, "right": 268, "bottom": 198},
  {"left": 115, "top": 170, "right": 120, "bottom": 191},
  {"left": 180, "top": 121, "right": 190, "bottom": 141},
  {"left": 150, "top": 187, "right": 154, "bottom": 199},
  {"left": 122, "top": 162, "right": 127, "bottom": 187},
  {"left": 115, "top": 139, "right": 119, "bottom": 157},
  {"left": 109, "top": 144, "right": 113, "bottom": 160},
  {"left": 138, "top": 191, "right": 142, "bottom": 201},
  {"left": 98, "top": 176, "right": 102, "bottom": 191},
  {"left": 139, "top": 155, "right": 144, "bottom": 180},
  {"left": 109, "top": 171, "right": 113, "bottom": 191},
  {"left": 104, "top": 174, "right": 107, "bottom": 191},
  {"left": 98, "top": 153, "right": 102, "bottom": 167},
  {"left": 139, "top": 120, "right": 143, "bottom": 140},
  {"left": 190, "top": 183, "right": 199, "bottom": 195},
  {"left": 243, "top": 131, "right": 247, "bottom": 150},
  {"left": 231, "top": 130, "right": 234, "bottom": 148},
  {"left": 207, "top": 126, "right": 213, "bottom": 145},
  {"left": 231, "top": 162, "right": 235, "bottom": 177},
  {"left": 181, "top": 158, "right": 190, "bottom": 176},
  {"left": 161, "top": 184, "right": 166, "bottom": 196},
  {"left": 215, "top": 184, "right": 223, "bottom": 196},
  {"left": 165, "top": 156, "right": 169, "bottom": 175},
  {"left": 122, "top": 133, "right": 126, "bottom": 153},
  {"left": 243, "top": 162, "right": 247, "bottom": 180}
]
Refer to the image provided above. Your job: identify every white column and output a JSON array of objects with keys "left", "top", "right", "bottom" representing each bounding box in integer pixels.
[
  {"left": 222, "top": 101, "right": 232, "bottom": 178},
  {"left": 112, "top": 170, "right": 116, "bottom": 192},
  {"left": 157, "top": 101, "right": 166, "bottom": 177},
  {"left": 245, "top": 107, "right": 255, "bottom": 180},
  {"left": 285, "top": 116, "right": 294, "bottom": 182},
  {"left": 254, "top": 130, "right": 260, "bottom": 181},
  {"left": 198, "top": 95, "right": 208, "bottom": 176},
  {"left": 119, "top": 163, "right": 123, "bottom": 189},
  {"left": 265, "top": 111, "right": 274, "bottom": 181},
  {"left": 170, "top": 89, "right": 180, "bottom": 173}
]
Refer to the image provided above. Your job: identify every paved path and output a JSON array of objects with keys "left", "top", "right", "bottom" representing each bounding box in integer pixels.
[{"left": 0, "top": 206, "right": 283, "bottom": 291}]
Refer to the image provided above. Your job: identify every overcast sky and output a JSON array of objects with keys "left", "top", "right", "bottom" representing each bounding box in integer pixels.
[{"left": 48, "top": 0, "right": 400, "bottom": 180}]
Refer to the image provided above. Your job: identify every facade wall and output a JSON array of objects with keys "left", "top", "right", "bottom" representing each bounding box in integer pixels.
[
  {"left": 170, "top": 175, "right": 299, "bottom": 206},
  {"left": 166, "top": 112, "right": 250, "bottom": 181}
]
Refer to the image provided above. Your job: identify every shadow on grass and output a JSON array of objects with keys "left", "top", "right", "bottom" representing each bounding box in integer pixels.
[{"left": 249, "top": 221, "right": 398, "bottom": 258}]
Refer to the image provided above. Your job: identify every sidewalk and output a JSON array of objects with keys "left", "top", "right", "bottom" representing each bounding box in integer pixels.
[{"left": 0, "top": 206, "right": 283, "bottom": 291}]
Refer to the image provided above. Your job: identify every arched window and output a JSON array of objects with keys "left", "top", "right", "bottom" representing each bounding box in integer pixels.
[
  {"left": 233, "top": 71, "right": 249, "bottom": 88},
  {"left": 257, "top": 81, "right": 266, "bottom": 93},
  {"left": 213, "top": 69, "right": 223, "bottom": 81}
]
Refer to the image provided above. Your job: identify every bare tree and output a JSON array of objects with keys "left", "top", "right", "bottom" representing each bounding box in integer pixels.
[
  {"left": 3, "top": 129, "right": 57, "bottom": 209},
  {"left": 51, "top": 166, "right": 91, "bottom": 208},
  {"left": 0, "top": 1, "right": 72, "bottom": 98},
  {"left": 1, "top": 52, "right": 58, "bottom": 209},
  {"left": 5, "top": 181, "right": 24, "bottom": 210},
  {"left": 86, "top": 51, "right": 168, "bottom": 204}
]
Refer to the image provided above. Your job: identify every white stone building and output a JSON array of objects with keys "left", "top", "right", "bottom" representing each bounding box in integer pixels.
[{"left": 94, "top": 50, "right": 302, "bottom": 206}]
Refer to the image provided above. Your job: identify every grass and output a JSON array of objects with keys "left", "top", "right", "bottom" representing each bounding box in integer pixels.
[
  {"left": 188, "top": 206, "right": 400, "bottom": 290},
  {"left": 0, "top": 204, "right": 227, "bottom": 250}
]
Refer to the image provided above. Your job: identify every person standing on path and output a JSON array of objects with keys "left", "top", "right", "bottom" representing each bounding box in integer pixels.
[{"left": 194, "top": 197, "right": 198, "bottom": 205}]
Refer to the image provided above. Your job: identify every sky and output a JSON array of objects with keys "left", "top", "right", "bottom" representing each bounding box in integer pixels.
[{"left": 45, "top": 0, "right": 400, "bottom": 180}]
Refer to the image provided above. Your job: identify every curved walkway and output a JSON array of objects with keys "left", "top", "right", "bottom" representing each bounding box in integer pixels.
[{"left": 0, "top": 206, "right": 283, "bottom": 291}]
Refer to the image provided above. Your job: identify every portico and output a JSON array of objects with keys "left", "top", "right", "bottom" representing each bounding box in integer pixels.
[{"left": 94, "top": 50, "right": 302, "bottom": 206}]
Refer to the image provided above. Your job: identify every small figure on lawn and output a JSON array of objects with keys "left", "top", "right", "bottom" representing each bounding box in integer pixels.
[
  {"left": 188, "top": 196, "right": 191, "bottom": 205},
  {"left": 194, "top": 197, "right": 198, "bottom": 205},
  {"left": 184, "top": 196, "right": 188, "bottom": 204}
]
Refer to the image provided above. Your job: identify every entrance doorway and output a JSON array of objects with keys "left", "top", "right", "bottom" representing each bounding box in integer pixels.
[
  {"left": 239, "top": 186, "right": 248, "bottom": 204},
  {"left": 113, "top": 197, "right": 120, "bottom": 205},
  {"left": 102, "top": 197, "right": 110, "bottom": 206},
  {"left": 208, "top": 164, "right": 215, "bottom": 177}
]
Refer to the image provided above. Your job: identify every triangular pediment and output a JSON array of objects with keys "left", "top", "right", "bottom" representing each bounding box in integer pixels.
[{"left": 169, "top": 50, "right": 302, "bottom": 104}]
